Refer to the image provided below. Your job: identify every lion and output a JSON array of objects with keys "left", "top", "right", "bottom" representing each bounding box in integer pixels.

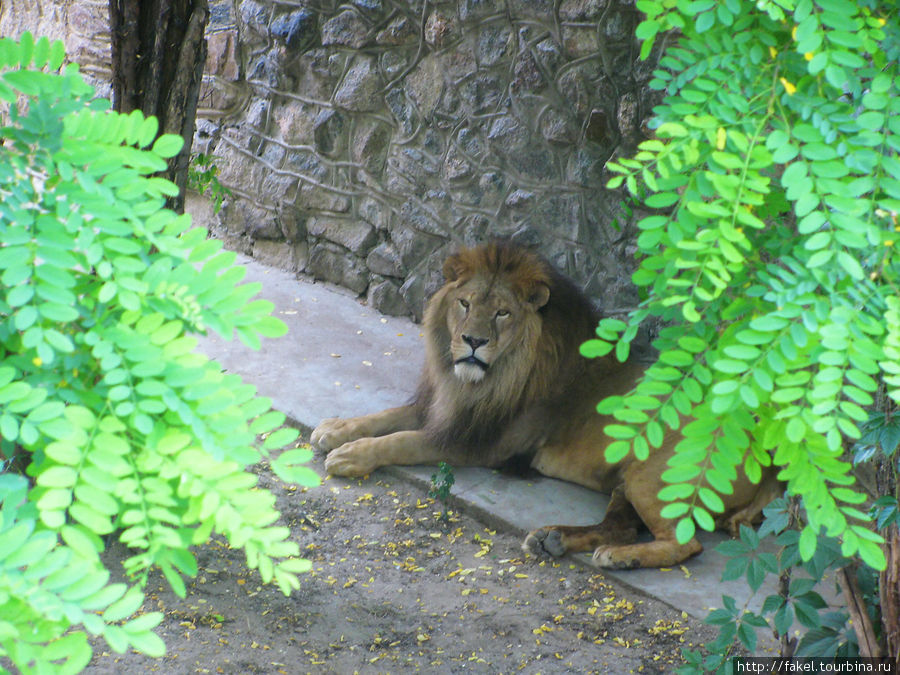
[{"left": 312, "top": 242, "right": 782, "bottom": 569}]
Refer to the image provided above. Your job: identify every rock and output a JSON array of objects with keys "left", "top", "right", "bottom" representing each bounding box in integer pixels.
[
  {"left": 540, "top": 107, "right": 575, "bottom": 144},
  {"left": 367, "top": 278, "right": 410, "bottom": 317},
  {"left": 398, "top": 199, "right": 443, "bottom": 237},
  {"left": 351, "top": 119, "right": 391, "bottom": 174},
  {"left": 206, "top": 30, "right": 239, "bottom": 81},
  {"left": 375, "top": 16, "right": 415, "bottom": 45},
  {"left": 260, "top": 171, "right": 298, "bottom": 203},
  {"left": 308, "top": 217, "right": 376, "bottom": 255},
  {"left": 562, "top": 26, "right": 600, "bottom": 58},
  {"left": 393, "top": 226, "right": 442, "bottom": 272},
  {"left": 458, "top": 0, "right": 495, "bottom": 22},
  {"left": 512, "top": 49, "right": 543, "bottom": 92},
  {"left": 442, "top": 146, "right": 472, "bottom": 181},
  {"left": 559, "top": 0, "right": 609, "bottom": 21},
  {"left": 508, "top": 0, "right": 554, "bottom": 18},
  {"left": 359, "top": 197, "right": 389, "bottom": 230},
  {"left": 505, "top": 189, "right": 534, "bottom": 207},
  {"left": 269, "top": 9, "right": 317, "bottom": 50},
  {"left": 405, "top": 55, "right": 444, "bottom": 118},
  {"left": 307, "top": 242, "right": 369, "bottom": 294},
  {"left": 617, "top": 92, "right": 639, "bottom": 140},
  {"left": 276, "top": 208, "right": 306, "bottom": 243},
  {"left": 334, "top": 56, "right": 381, "bottom": 112},
  {"left": 487, "top": 115, "right": 529, "bottom": 151},
  {"left": 477, "top": 25, "right": 512, "bottom": 66},
  {"left": 458, "top": 72, "right": 502, "bottom": 114},
  {"left": 299, "top": 184, "right": 352, "bottom": 212},
  {"left": 424, "top": 11, "right": 454, "bottom": 47},
  {"left": 314, "top": 108, "right": 346, "bottom": 155},
  {"left": 366, "top": 242, "right": 405, "bottom": 277},
  {"left": 534, "top": 37, "right": 562, "bottom": 73},
  {"left": 275, "top": 100, "right": 315, "bottom": 144},
  {"left": 567, "top": 147, "right": 605, "bottom": 186},
  {"left": 239, "top": 0, "right": 269, "bottom": 37},
  {"left": 321, "top": 9, "right": 369, "bottom": 48},
  {"left": 399, "top": 257, "right": 446, "bottom": 321},
  {"left": 252, "top": 239, "right": 300, "bottom": 271}
]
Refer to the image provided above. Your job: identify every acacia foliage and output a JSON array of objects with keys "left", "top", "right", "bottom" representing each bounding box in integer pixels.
[
  {"left": 582, "top": 0, "right": 899, "bottom": 571},
  {"left": 0, "top": 34, "right": 318, "bottom": 672}
]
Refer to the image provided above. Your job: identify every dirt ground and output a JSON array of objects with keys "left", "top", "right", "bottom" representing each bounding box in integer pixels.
[{"left": 84, "top": 437, "right": 722, "bottom": 675}]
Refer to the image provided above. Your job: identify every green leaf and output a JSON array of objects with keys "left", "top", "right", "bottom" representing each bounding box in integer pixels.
[
  {"left": 675, "top": 517, "right": 696, "bottom": 544},
  {"left": 798, "top": 526, "right": 817, "bottom": 562},
  {"left": 37, "top": 466, "right": 77, "bottom": 488},
  {"left": 604, "top": 441, "right": 630, "bottom": 463},
  {"left": 645, "top": 192, "right": 679, "bottom": 208},
  {"left": 152, "top": 133, "right": 183, "bottom": 158}
]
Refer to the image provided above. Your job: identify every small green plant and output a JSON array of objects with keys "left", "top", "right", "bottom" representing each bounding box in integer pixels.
[
  {"left": 187, "top": 151, "right": 232, "bottom": 214},
  {"left": 429, "top": 461, "right": 456, "bottom": 522},
  {"left": 0, "top": 33, "right": 319, "bottom": 673}
]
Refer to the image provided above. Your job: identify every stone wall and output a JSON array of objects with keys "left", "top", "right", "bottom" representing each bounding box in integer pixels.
[
  {"left": 203, "top": 0, "right": 660, "bottom": 319},
  {"left": 0, "top": 0, "right": 661, "bottom": 321}
]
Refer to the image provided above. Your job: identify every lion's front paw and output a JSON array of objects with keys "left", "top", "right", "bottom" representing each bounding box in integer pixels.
[
  {"left": 311, "top": 418, "right": 357, "bottom": 452},
  {"left": 323, "top": 439, "right": 378, "bottom": 477},
  {"left": 522, "top": 527, "right": 567, "bottom": 558},
  {"left": 591, "top": 546, "right": 640, "bottom": 570}
]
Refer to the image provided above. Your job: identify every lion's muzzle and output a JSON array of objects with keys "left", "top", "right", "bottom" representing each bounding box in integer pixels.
[{"left": 453, "top": 354, "right": 489, "bottom": 382}]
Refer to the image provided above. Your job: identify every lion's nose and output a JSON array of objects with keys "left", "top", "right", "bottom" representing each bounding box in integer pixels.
[{"left": 462, "top": 335, "right": 489, "bottom": 351}]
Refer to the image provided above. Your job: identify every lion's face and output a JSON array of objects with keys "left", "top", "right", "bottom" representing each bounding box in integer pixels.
[{"left": 444, "top": 273, "right": 550, "bottom": 383}]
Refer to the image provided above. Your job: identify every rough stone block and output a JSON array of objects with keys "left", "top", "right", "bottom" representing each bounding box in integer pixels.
[
  {"left": 333, "top": 56, "right": 381, "bottom": 112},
  {"left": 367, "top": 278, "right": 410, "bottom": 317},
  {"left": 314, "top": 108, "right": 347, "bottom": 155},
  {"left": 559, "top": 0, "right": 609, "bottom": 21},
  {"left": 307, "top": 242, "right": 369, "bottom": 294},
  {"left": 476, "top": 25, "right": 512, "bottom": 66},
  {"left": 321, "top": 9, "right": 369, "bottom": 48},
  {"left": 366, "top": 242, "right": 404, "bottom": 278},
  {"left": 424, "top": 11, "right": 455, "bottom": 47},
  {"left": 308, "top": 217, "right": 376, "bottom": 255},
  {"left": 375, "top": 16, "right": 415, "bottom": 45},
  {"left": 206, "top": 30, "right": 239, "bottom": 80},
  {"left": 275, "top": 100, "right": 316, "bottom": 144},
  {"left": 269, "top": 8, "right": 317, "bottom": 50},
  {"left": 252, "top": 239, "right": 300, "bottom": 271},
  {"left": 351, "top": 118, "right": 391, "bottom": 174},
  {"left": 405, "top": 55, "right": 444, "bottom": 118}
]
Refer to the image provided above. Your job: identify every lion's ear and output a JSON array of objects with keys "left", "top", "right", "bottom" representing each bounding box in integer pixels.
[
  {"left": 442, "top": 253, "right": 467, "bottom": 281},
  {"left": 528, "top": 283, "right": 550, "bottom": 309}
]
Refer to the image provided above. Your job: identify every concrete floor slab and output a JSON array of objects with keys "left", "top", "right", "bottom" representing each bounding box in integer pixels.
[{"left": 195, "top": 254, "right": 837, "bottom": 654}]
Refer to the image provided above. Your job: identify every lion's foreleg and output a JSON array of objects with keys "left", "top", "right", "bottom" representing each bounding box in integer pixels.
[
  {"left": 311, "top": 405, "right": 420, "bottom": 452},
  {"left": 324, "top": 430, "right": 443, "bottom": 477}
]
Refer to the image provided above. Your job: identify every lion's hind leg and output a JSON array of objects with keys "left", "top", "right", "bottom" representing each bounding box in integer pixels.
[
  {"left": 523, "top": 486, "right": 641, "bottom": 558},
  {"left": 591, "top": 481, "right": 703, "bottom": 569}
]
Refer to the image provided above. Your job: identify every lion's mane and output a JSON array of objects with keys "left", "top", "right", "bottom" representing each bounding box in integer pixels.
[{"left": 413, "top": 242, "right": 602, "bottom": 462}]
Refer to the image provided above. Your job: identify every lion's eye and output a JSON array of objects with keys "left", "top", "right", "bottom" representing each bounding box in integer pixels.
[
  {"left": 496, "top": 309, "right": 509, "bottom": 318},
  {"left": 458, "top": 298, "right": 470, "bottom": 310}
]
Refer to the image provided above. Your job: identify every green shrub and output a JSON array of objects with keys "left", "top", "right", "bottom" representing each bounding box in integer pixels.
[
  {"left": 579, "top": 0, "right": 899, "bottom": 664},
  {"left": 0, "top": 33, "right": 319, "bottom": 672},
  {"left": 585, "top": 0, "right": 897, "bottom": 570}
]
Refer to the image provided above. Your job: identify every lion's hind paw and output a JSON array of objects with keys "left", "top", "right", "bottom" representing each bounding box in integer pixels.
[{"left": 522, "top": 527, "right": 567, "bottom": 558}]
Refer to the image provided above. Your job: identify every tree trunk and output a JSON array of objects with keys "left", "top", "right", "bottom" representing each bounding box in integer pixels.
[{"left": 108, "top": 0, "right": 209, "bottom": 213}]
